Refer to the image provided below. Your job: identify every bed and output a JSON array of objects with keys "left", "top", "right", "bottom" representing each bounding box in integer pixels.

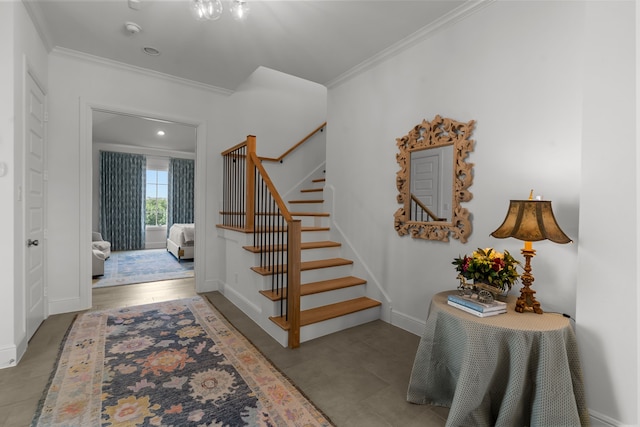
[{"left": 167, "top": 223, "right": 195, "bottom": 260}]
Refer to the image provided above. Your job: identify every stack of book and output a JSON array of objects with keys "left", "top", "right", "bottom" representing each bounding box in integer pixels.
[{"left": 447, "top": 293, "right": 507, "bottom": 317}]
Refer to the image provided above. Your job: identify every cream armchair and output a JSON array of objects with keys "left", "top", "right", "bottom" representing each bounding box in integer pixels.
[
  {"left": 92, "top": 232, "right": 111, "bottom": 277},
  {"left": 92, "top": 232, "right": 111, "bottom": 259},
  {"left": 92, "top": 249, "right": 106, "bottom": 277}
]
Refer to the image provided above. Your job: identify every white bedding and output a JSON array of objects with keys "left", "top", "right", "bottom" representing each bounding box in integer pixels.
[
  {"left": 167, "top": 223, "right": 195, "bottom": 260},
  {"left": 168, "top": 223, "right": 195, "bottom": 247}
]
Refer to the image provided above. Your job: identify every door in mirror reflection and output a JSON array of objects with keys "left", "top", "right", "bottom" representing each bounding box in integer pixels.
[{"left": 410, "top": 145, "right": 453, "bottom": 222}]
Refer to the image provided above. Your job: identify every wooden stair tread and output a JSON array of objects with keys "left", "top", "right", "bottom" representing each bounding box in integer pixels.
[
  {"left": 302, "top": 226, "right": 330, "bottom": 232},
  {"left": 253, "top": 226, "right": 330, "bottom": 233},
  {"left": 290, "top": 211, "right": 330, "bottom": 217},
  {"left": 301, "top": 188, "right": 323, "bottom": 193},
  {"left": 251, "top": 257, "right": 353, "bottom": 276},
  {"left": 289, "top": 199, "right": 324, "bottom": 204},
  {"left": 312, "top": 178, "right": 326, "bottom": 183},
  {"left": 243, "top": 240, "right": 341, "bottom": 253},
  {"left": 259, "top": 276, "right": 367, "bottom": 300},
  {"left": 269, "top": 297, "right": 381, "bottom": 330}
]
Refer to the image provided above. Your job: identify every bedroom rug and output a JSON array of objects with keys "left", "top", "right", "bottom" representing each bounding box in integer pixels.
[
  {"left": 31, "top": 297, "right": 333, "bottom": 427},
  {"left": 93, "top": 249, "right": 194, "bottom": 288}
]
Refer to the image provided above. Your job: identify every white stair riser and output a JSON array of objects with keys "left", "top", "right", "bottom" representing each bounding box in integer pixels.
[
  {"left": 294, "top": 216, "right": 329, "bottom": 228},
  {"left": 301, "top": 264, "right": 353, "bottom": 283},
  {"left": 300, "top": 247, "right": 341, "bottom": 262},
  {"left": 288, "top": 203, "right": 325, "bottom": 213},
  {"left": 300, "top": 285, "right": 366, "bottom": 311},
  {"left": 252, "top": 266, "right": 355, "bottom": 291},
  {"left": 301, "top": 230, "right": 330, "bottom": 242},
  {"left": 261, "top": 284, "right": 366, "bottom": 316},
  {"left": 299, "top": 306, "right": 382, "bottom": 343}
]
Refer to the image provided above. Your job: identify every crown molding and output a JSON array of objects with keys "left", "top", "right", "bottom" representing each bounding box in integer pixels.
[
  {"left": 325, "top": 0, "right": 496, "bottom": 89},
  {"left": 51, "top": 47, "right": 233, "bottom": 96},
  {"left": 21, "top": 0, "right": 54, "bottom": 52}
]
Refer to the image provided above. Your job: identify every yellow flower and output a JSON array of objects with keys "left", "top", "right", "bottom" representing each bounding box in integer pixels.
[{"left": 103, "top": 395, "right": 160, "bottom": 426}]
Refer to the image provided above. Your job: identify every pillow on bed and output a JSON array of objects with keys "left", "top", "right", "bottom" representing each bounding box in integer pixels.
[{"left": 182, "top": 224, "right": 195, "bottom": 244}]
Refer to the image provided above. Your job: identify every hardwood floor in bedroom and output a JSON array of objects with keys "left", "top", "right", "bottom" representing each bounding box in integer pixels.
[{"left": 0, "top": 279, "right": 447, "bottom": 427}]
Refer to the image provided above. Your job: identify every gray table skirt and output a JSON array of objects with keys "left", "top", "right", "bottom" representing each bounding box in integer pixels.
[{"left": 407, "top": 291, "right": 589, "bottom": 427}]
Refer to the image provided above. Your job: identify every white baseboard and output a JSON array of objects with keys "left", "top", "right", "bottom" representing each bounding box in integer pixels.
[
  {"left": 588, "top": 409, "right": 624, "bottom": 427},
  {"left": 145, "top": 242, "right": 167, "bottom": 249},
  {"left": 49, "top": 297, "right": 85, "bottom": 315},
  {"left": 220, "top": 283, "right": 262, "bottom": 321},
  {"left": 391, "top": 309, "right": 425, "bottom": 336},
  {"left": 0, "top": 344, "right": 20, "bottom": 369}
]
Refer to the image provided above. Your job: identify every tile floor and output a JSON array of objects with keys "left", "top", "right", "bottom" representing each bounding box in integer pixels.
[{"left": 0, "top": 279, "right": 448, "bottom": 427}]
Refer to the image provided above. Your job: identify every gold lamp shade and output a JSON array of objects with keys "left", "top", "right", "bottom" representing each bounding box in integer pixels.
[
  {"left": 491, "top": 200, "right": 572, "bottom": 244},
  {"left": 491, "top": 199, "right": 571, "bottom": 314}
]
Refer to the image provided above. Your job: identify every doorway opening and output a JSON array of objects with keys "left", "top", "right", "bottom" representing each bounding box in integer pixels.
[{"left": 80, "top": 105, "right": 204, "bottom": 303}]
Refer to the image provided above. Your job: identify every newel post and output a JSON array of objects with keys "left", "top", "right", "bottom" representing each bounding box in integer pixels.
[
  {"left": 245, "top": 135, "right": 256, "bottom": 231},
  {"left": 287, "top": 219, "right": 302, "bottom": 348}
]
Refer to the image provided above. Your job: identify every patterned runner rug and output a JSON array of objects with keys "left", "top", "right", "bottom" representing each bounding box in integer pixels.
[
  {"left": 31, "top": 297, "right": 333, "bottom": 427},
  {"left": 93, "top": 249, "right": 194, "bottom": 288}
]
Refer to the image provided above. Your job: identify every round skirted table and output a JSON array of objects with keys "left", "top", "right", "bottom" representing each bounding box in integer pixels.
[{"left": 407, "top": 290, "right": 589, "bottom": 427}]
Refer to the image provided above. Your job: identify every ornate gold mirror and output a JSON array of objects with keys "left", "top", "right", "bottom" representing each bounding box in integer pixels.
[{"left": 394, "top": 115, "right": 475, "bottom": 242}]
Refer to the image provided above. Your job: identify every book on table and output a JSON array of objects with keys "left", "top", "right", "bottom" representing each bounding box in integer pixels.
[
  {"left": 447, "top": 293, "right": 507, "bottom": 313},
  {"left": 447, "top": 300, "right": 506, "bottom": 317}
]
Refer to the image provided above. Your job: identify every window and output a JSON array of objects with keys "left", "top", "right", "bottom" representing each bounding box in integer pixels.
[{"left": 146, "top": 169, "right": 168, "bottom": 226}]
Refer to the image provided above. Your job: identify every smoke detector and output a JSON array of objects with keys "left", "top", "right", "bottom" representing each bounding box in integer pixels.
[{"left": 124, "top": 22, "right": 142, "bottom": 35}]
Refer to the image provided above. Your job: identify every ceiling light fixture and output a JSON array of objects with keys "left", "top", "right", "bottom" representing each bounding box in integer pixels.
[
  {"left": 142, "top": 46, "right": 161, "bottom": 56},
  {"left": 191, "top": 0, "right": 249, "bottom": 21},
  {"left": 157, "top": 130, "right": 166, "bottom": 136},
  {"left": 124, "top": 22, "right": 142, "bottom": 35},
  {"left": 230, "top": 0, "right": 249, "bottom": 21}
]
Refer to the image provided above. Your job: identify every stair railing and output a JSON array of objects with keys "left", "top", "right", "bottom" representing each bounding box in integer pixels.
[
  {"left": 410, "top": 193, "right": 445, "bottom": 222},
  {"left": 259, "top": 122, "right": 326, "bottom": 163},
  {"left": 221, "top": 135, "right": 302, "bottom": 348}
]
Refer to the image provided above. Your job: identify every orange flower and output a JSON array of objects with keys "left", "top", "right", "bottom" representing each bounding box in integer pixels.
[{"left": 137, "top": 348, "right": 195, "bottom": 376}]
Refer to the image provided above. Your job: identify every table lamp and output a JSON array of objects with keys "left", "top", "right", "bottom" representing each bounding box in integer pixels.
[{"left": 490, "top": 194, "right": 572, "bottom": 314}]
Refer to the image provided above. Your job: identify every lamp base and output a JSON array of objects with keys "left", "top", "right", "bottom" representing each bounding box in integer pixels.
[{"left": 515, "top": 249, "right": 543, "bottom": 314}]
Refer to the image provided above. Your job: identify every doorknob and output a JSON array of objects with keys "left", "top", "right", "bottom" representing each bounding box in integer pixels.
[{"left": 27, "top": 239, "right": 39, "bottom": 247}]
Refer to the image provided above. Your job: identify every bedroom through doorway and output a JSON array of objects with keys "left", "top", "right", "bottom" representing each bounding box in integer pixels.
[{"left": 90, "top": 110, "right": 197, "bottom": 289}]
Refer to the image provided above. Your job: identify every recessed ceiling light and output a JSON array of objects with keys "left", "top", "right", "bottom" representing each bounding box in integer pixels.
[
  {"left": 143, "top": 46, "right": 161, "bottom": 56},
  {"left": 157, "top": 130, "right": 166, "bottom": 136}
]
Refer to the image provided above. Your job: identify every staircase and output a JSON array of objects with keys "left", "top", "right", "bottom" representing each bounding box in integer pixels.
[{"left": 245, "top": 177, "right": 382, "bottom": 344}]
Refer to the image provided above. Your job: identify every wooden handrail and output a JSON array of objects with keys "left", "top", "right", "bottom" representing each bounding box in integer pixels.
[
  {"left": 259, "top": 122, "right": 326, "bottom": 163},
  {"left": 411, "top": 193, "right": 445, "bottom": 222},
  {"left": 250, "top": 152, "right": 294, "bottom": 222},
  {"left": 221, "top": 138, "right": 251, "bottom": 156}
]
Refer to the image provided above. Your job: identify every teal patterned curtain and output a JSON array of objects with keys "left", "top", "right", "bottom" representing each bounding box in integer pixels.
[
  {"left": 99, "top": 151, "right": 146, "bottom": 251},
  {"left": 167, "top": 158, "right": 195, "bottom": 233}
]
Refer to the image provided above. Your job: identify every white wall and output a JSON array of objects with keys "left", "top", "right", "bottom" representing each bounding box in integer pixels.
[
  {"left": 327, "top": 1, "right": 636, "bottom": 425},
  {"left": 228, "top": 66, "right": 327, "bottom": 157},
  {"left": 0, "top": 2, "right": 17, "bottom": 368},
  {"left": 225, "top": 66, "right": 327, "bottom": 196},
  {"left": 0, "top": 1, "right": 49, "bottom": 368},
  {"left": 577, "top": 1, "right": 637, "bottom": 425},
  {"left": 46, "top": 50, "right": 229, "bottom": 314}
]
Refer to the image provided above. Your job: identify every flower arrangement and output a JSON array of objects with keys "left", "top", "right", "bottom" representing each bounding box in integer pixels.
[{"left": 452, "top": 248, "right": 521, "bottom": 292}]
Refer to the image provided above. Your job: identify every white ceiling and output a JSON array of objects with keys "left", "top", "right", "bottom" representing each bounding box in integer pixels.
[
  {"left": 92, "top": 110, "right": 198, "bottom": 152},
  {"left": 25, "top": 0, "right": 469, "bottom": 152}
]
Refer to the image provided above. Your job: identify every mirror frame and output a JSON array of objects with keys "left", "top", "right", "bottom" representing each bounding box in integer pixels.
[{"left": 394, "top": 115, "right": 476, "bottom": 242}]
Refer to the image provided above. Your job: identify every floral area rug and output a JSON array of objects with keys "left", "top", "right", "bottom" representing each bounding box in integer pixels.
[
  {"left": 93, "top": 249, "right": 194, "bottom": 288},
  {"left": 31, "top": 297, "right": 333, "bottom": 427}
]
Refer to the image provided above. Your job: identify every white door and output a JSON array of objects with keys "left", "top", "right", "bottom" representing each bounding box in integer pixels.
[
  {"left": 25, "top": 72, "right": 46, "bottom": 340},
  {"left": 410, "top": 150, "right": 440, "bottom": 220}
]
